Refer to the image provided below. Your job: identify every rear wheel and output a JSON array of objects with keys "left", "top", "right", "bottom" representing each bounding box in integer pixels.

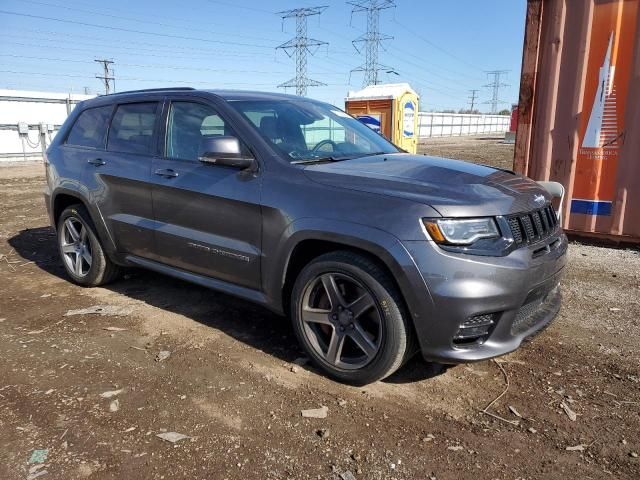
[
  {"left": 291, "top": 251, "right": 412, "bottom": 385},
  {"left": 57, "top": 204, "right": 120, "bottom": 286}
]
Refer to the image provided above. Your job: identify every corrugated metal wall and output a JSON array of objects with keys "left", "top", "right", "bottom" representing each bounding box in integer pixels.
[{"left": 514, "top": 0, "right": 640, "bottom": 242}]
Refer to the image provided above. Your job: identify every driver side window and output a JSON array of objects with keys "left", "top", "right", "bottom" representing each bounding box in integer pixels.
[{"left": 166, "top": 101, "right": 243, "bottom": 161}]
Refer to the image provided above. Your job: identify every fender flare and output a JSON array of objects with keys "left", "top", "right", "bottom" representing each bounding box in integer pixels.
[
  {"left": 264, "top": 218, "right": 435, "bottom": 324},
  {"left": 51, "top": 186, "right": 118, "bottom": 257}
]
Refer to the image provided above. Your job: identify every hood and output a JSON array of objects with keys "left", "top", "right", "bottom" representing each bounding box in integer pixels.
[{"left": 303, "top": 153, "right": 551, "bottom": 217}]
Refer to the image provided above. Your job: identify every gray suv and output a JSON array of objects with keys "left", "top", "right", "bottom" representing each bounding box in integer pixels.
[{"left": 44, "top": 88, "right": 567, "bottom": 384}]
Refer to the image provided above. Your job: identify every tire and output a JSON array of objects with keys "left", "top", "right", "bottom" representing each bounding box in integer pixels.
[
  {"left": 290, "top": 251, "right": 412, "bottom": 385},
  {"left": 57, "top": 204, "right": 121, "bottom": 287}
]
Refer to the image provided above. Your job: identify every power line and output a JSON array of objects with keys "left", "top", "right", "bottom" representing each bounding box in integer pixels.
[
  {"left": 348, "top": 0, "right": 395, "bottom": 87},
  {"left": 391, "top": 18, "right": 485, "bottom": 72},
  {"left": 1, "top": 4, "right": 488, "bottom": 107},
  {"left": 382, "top": 50, "right": 478, "bottom": 92},
  {"left": 316, "top": 20, "right": 484, "bottom": 86},
  {"left": 205, "top": 0, "right": 273, "bottom": 14},
  {"left": 312, "top": 22, "right": 472, "bottom": 104},
  {"left": 0, "top": 10, "right": 275, "bottom": 49},
  {"left": 392, "top": 72, "right": 468, "bottom": 99},
  {"left": 314, "top": 13, "right": 485, "bottom": 96},
  {"left": 17, "top": 0, "right": 283, "bottom": 44},
  {"left": 22, "top": 0, "right": 275, "bottom": 29},
  {"left": 468, "top": 89, "right": 479, "bottom": 111},
  {"left": 0, "top": 54, "right": 348, "bottom": 76},
  {"left": 276, "top": 6, "right": 329, "bottom": 97},
  {"left": 0, "top": 36, "right": 261, "bottom": 61},
  {"left": 95, "top": 59, "right": 115, "bottom": 94},
  {"left": 0, "top": 69, "right": 354, "bottom": 88},
  {"left": 483, "top": 70, "right": 509, "bottom": 113}
]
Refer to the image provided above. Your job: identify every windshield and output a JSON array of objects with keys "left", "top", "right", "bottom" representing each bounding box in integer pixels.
[{"left": 228, "top": 99, "right": 399, "bottom": 163}]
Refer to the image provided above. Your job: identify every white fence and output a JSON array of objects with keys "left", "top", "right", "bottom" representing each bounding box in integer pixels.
[
  {"left": 0, "top": 90, "right": 94, "bottom": 162},
  {"left": 418, "top": 112, "right": 510, "bottom": 138}
]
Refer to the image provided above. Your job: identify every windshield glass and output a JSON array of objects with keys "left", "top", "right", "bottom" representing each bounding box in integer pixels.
[{"left": 228, "top": 99, "right": 399, "bottom": 162}]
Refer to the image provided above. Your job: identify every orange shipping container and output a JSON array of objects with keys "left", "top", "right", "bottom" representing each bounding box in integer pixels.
[{"left": 514, "top": 0, "right": 640, "bottom": 243}]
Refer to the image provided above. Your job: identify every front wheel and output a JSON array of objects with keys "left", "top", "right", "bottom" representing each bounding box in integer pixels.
[{"left": 291, "top": 251, "right": 412, "bottom": 385}]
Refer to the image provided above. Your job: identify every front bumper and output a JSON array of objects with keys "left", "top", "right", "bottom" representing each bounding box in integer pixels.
[{"left": 402, "top": 231, "right": 568, "bottom": 363}]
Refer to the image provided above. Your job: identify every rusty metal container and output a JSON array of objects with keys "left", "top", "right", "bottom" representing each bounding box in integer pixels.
[{"left": 514, "top": 0, "right": 640, "bottom": 243}]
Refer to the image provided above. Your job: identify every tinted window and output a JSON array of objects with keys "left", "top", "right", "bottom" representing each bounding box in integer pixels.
[
  {"left": 107, "top": 102, "right": 158, "bottom": 154},
  {"left": 166, "top": 101, "right": 238, "bottom": 161},
  {"left": 66, "top": 106, "right": 112, "bottom": 149}
]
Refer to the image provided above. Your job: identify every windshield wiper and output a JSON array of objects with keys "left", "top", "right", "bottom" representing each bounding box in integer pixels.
[
  {"left": 291, "top": 151, "right": 394, "bottom": 165},
  {"left": 291, "top": 156, "right": 348, "bottom": 165},
  {"left": 358, "top": 151, "right": 391, "bottom": 157}
]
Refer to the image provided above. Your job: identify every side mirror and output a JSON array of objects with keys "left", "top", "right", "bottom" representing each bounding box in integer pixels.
[{"left": 198, "top": 136, "right": 255, "bottom": 169}]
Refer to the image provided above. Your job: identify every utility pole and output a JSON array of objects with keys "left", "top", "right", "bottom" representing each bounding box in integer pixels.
[
  {"left": 349, "top": 0, "right": 395, "bottom": 88},
  {"left": 95, "top": 59, "right": 115, "bottom": 95},
  {"left": 468, "top": 89, "right": 479, "bottom": 112},
  {"left": 483, "top": 70, "right": 509, "bottom": 113},
  {"left": 276, "top": 6, "right": 328, "bottom": 97}
]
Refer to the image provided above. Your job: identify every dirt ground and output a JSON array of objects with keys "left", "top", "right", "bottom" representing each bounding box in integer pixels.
[
  {"left": 418, "top": 135, "right": 516, "bottom": 171},
  {"left": 1, "top": 142, "right": 639, "bottom": 480}
]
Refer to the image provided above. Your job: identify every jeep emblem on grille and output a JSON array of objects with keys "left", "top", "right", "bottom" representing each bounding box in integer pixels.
[{"left": 533, "top": 194, "right": 546, "bottom": 206}]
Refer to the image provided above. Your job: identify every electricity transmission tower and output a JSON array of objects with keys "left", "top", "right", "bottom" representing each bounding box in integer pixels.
[
  {"left": 349, "top": 0, "right": 396, "bottom": 87},
  {"left": 95, "top": 59, "right": 115, "bottom": 95},
  {"left": 483, "top": 70, "right": 509, "bottom": 113},
  {"left": 468, "top": 89, "right": 479, "bottom": 111},
  {"left": 276, "top": 6, "right": 328, "bottom": 97}
]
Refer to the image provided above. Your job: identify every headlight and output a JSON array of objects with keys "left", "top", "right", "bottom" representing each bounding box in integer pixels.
[{"left": 423, "top": 218, "right": 500, "bottom": 245}]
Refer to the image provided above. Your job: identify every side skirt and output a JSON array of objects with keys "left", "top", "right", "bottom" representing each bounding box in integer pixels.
[{"left": 125, "top": 255, "right": 278, "bottom": 313}]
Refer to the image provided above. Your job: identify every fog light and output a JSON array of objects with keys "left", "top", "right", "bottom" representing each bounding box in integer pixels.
[{"left": 453, "top": 314, "right": 497, "bottom": 344}]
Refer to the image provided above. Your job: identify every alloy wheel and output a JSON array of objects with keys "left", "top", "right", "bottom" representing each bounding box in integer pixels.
[
  {"left": 60, "top": 217, "right": 92, "bottom": 277},
  {"left": 300, "top": 272, "right": 382, "bottom": 370}
]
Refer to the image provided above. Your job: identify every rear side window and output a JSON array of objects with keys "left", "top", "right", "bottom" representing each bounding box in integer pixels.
[
  {"left": 66, "top": 105, "right": 112, "bottom": 149},
  {"left": 107, "top": 102, "right": 158, "bottom": 155}
]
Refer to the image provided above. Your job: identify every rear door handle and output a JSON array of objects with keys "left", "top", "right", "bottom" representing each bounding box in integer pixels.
[
  {"left": 87, "top": 158, "right": 106, "bottom": 166},
  {"left": 154, "top": 168, "right": 179, "bottom": 178}
]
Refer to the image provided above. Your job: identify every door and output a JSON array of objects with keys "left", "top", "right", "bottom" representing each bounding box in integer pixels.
[
  {"left": 150, "top": 99, "right": 262, "bottom": 290},
  {"left": 82, "top": 100, "right": 161, "bottom": 258}
]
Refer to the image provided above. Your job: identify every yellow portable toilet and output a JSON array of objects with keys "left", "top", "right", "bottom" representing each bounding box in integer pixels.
[{"left": 345, "top": 83, "right": 419, "bottom": 154}]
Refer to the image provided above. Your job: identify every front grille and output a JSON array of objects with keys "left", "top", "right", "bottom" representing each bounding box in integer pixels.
[
  {"left": 507, "top": 205, "right": 558, "bottom": 247},
  {"left": 508, "top": 217, "right": 523, "bottom": 243}
]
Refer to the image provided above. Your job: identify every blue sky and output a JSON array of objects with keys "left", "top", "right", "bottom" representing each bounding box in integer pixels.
[{"left": 0, "top": 0, "right": 526, "bottom": 112}]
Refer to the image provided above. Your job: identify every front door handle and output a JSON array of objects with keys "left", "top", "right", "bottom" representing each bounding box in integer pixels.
[
  {"left": 87, "top": 158, "right": 106, "bottom": 166},
  {"left": 154, "top": 168, "right": 179, "bottom": 178}
]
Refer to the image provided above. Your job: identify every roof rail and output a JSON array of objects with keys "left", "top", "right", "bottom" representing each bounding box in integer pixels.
[{"left": 103, "top": 87, "right": 196, "bottom": 96}]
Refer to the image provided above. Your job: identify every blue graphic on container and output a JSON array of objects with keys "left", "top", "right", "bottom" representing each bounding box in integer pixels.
[
  {"left": 356, "top": 114, "right": 381, "bottom": 133},
  {"left": 570, "top": 199, "right": 612, "bottom": 216},
  {"left": 403, "top": 101, "right": 415, "bottom": 137}
]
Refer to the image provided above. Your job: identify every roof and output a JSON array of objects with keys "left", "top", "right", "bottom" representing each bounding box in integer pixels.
[
  {"left": 78, "top": 87, "right": 330, "bottom": 110},
  {"left": 204, "top": 89, "right": 319, "bottom": 102},
  {"left": 345, "top": 83, "right": 418, "bottom": 101},
  {"left": 85, "top": 87, "right": 322, "bottom": 104}
]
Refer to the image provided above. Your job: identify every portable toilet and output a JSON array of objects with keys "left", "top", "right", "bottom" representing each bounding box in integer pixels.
[{"left": 345, "top": 83, "right": 419, "bottom": 154}]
